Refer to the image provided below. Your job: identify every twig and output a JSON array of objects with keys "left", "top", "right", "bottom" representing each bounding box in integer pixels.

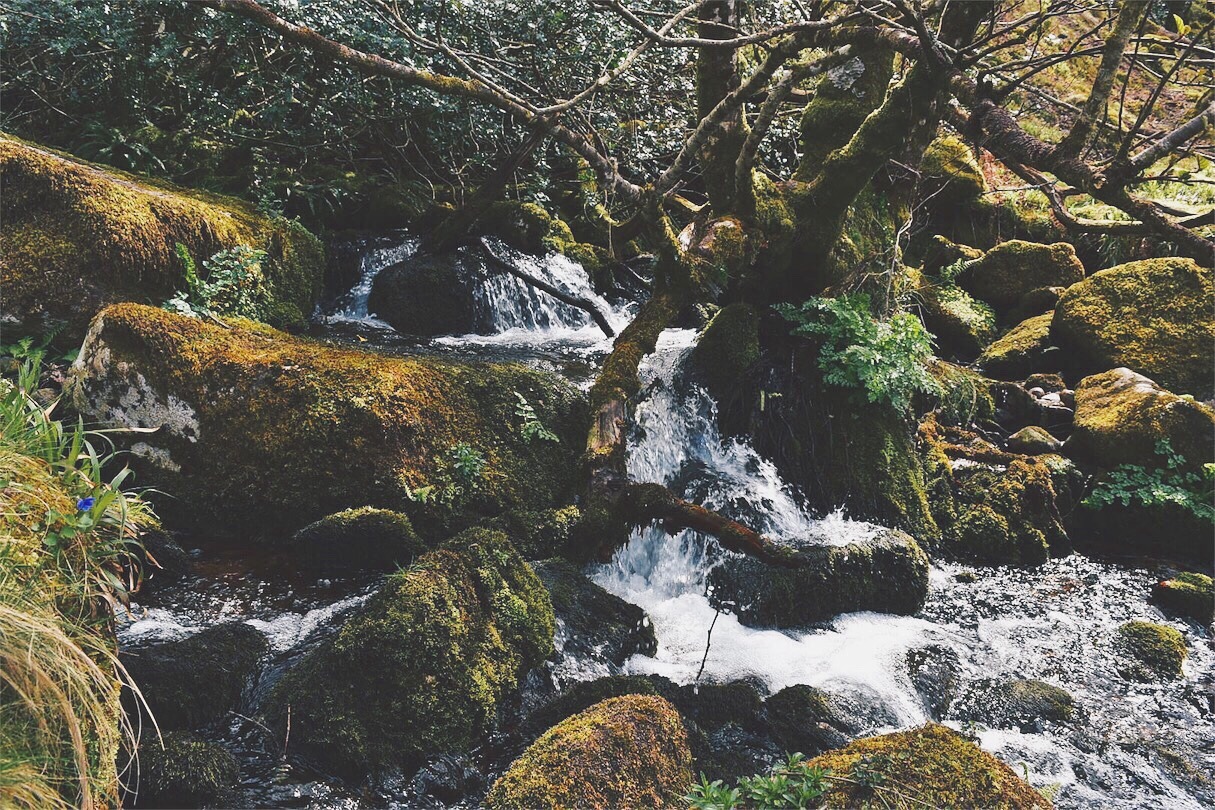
[{"left": 694, "top": 607, "right": 721, "bottom": 684}]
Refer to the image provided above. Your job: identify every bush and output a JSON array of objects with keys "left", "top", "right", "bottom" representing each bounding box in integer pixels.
[{"left": 1084, "top": 438, "right": 1215, "bottom": 523}]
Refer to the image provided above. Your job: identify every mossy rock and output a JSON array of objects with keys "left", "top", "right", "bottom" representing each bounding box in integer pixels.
[
  {"left": 0, "top": 132, "right": 324, "bottom": 338},
  {"left": 485, "top": 695, "right": 693, "bottom": 810},
  {"left": 1052, "top": 258, "right": 1214, "bottom": 396},
  {"left": 764, "top": 684, "right": 851, "bottom": 756},
  {"left": 1152, "top": 573, "right": 1214, "bottom": 625},
  {"left": 957, "top": 678, "right": 1075, "bottom": 731},
  {"left": 1007, "top": 286, "right": 1065, "bottom": 324},
  {"left": 520, "top": 676, "right": 663, "bottom": 743},
  {"left": 289, "top": 507, "right": 427, "bottom": 571},
  {"left": 120, "top": 622, "right": 267, "bottom": 732},
  {"left": 912, "top": 269, "right": 997, "bottom": 361},
  {"left": 690, "top": 303, "right": 760, "bottom": 404},
  {"left": 925, "top": 360, "right": 996, "bottom": 426},
  {"left": 1118, "top": 620, "right": 1187, "bottom": 680},
  {"left": 70, "top": 304, "right": 587, "bottom": 537},
  {"left": 978, "top": 312, "right": 1057, "bottom": 380},
  {"left": 480, "top": 505, "right": 584, "bottom": 561},
  {"left": 919, "top": 135, "right": 986, "bottom": 203},
  {"left": 129, "top": 732, "right": 238, "bottom": 809},
  {"left": 1067, "top": 367, "right": 1214, "bottom": 472},
  {"left": 264, "top": 528, "right": 553, "bottom": 775},
  {"left": 367, "top": 251, "right": 479, "bottom": 336},
  {"left": 803, "top": 723, "right": 1049, "bottom": 808},
  {"left": 707, "top": 529, "right": 930, "bottom": 628},
  {"left": 958, "top": 240, "right": 1084, "bottom": 311},
  {"left": 1005, "top": 426, "right": 1062, "bottom": 456}
]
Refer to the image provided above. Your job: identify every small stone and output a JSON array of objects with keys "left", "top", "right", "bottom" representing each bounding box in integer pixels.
[{"left": 1005, "top": 425, "right": 1062, "bottom": 455}]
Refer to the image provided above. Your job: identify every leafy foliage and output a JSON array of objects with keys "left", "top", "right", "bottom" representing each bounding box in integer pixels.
[
  {"left": 514, "top": 392, "right": 560, "bottom": 444},
  {"left": 164, "top": 243, "right": 270, "bottom": 320},
  {"left": 405, "top": 443, "right": 488, "bottom": 508},
  {"left": 684, "top": 754, "right": 831, "bottom": 810},
  {"left": 1084, "top": 438, "right": 1215, "bottom": 522},
  {"left": 776, "top": 294, "right": 941, "bottom": 412}
]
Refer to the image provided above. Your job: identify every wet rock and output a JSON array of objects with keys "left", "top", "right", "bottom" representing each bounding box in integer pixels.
[
  {"left": 957, "top": 240, "right": 1085, "bottom": 311},
  {"left": 480, "top": 506, "right": 583, "bottom": 561},
  {"left": 707, "top": 529, "right": 930, "bottom": 628},
  {"left": 368, "top": 251, "right": 479, "bottom": 336},
  {"left": 1117, "top": 620, "right": 1187, "bottom": 680},
  {"left": 944, "top": 458, "right": 1068, "bottom": 565},
  {"left": 486, "top": 695, "right": 693, "bottom": 810},
  {"left": 1052, "top": 257, "right": 1213, "bottom": 396},
  {"left": 264, "top": 528, "right": 553, "bottom": 776},
  {"left": 803, "top": 723, "right": 1047, "bottom": 808},
  {"left": 764, "top": 684, "right": 852, "bottom": 755},
  {"left": 532, "top": 558, "right": 657, "bottom": 667},
  {"left": 1152, "top": 572, "right": 1214, "bottom": 626},
  {"left": 906, "top": 644, "right": 962, "bottom": 719},
  {"left": 128, "top": 732, "right": 238, "bottom": 809},
  {"left": 978, "top": 312, "right": 1055, "bottom": 380},
  {"left": 1037, "top": 453, "right": 1087, "bottom": 514},
  {"left": 121, "top": 622, "right": 267, "bottom": 732},
  {"left": 957, "top": 678, "right": 1075, "bottom": 731},
  {"left": 673, "top": 680, "right": 767, "bottom": 734},
  {"left": 1005, "top": 426, "right": 1062, "bottom": 455},
  {"left": 290, "top": 507, "right": 427, "bottom": 571},
  {"left": 70, "top": 304, "right": 587, "bottom": 537},
  {"left": 138, "top": 529, "right": 192, "bottom": 589},
  {"left": 409, "top": 754, "right": 486, "bottom": 806},
  {"left": 520, "top": 675, "right": 665, "bottom": 743},
  {"left": 690, "top": 302, "right": 760, "bottom": 403}
]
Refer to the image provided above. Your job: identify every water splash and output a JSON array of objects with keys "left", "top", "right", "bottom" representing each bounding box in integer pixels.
[{"left": 329, "top": 234, "right": 419, "bottom": 323}]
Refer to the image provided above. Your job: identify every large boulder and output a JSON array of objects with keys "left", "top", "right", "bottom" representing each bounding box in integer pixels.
[
  {"left": 264, "top": 528, "right": 553, "bottom": 775},
  {"left": 958, "top": 240, "right": 1085, "bottom": 311},
  {"left": 803, "top": 723, "right": 1048, "bottom": 808},
  {"left": 978, "top": 312, "right": 1056, "bottom": 380},
  {"left": 0, "top": 133, "right": 324, "bottom": 338},
  {"left": 70, "top": 304, "right": 587, "bottom": 537},
  {"left": 120, "top": 622, "right": 267, "bottom": 732},
  {"left": 707, "top": 529, "right": 930, "bottom": 628},
  {"left": 368, "top": 251, "right": 480, "bottom": 336},
  {"left": 1052, "top": 257, "right": 1213, "bottom": 396},
  {"left": 485, "top": 695, "right": 693, "bottom": 810}
]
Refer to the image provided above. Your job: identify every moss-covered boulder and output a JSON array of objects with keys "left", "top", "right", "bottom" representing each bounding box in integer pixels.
[
  {"left": 70, "top": 304, "right": 587, "bottom": 537},
  {"left": 1067, "top": 368, "right": 1214, "bottom": 472},
  {"left": 957, "top": 678, "right": 1074, "bottom": 731},
  {"left": 129, "top": 732, "right": 238, "bottom": 809},
  {"left": 479, "top": 505, "right": 583, "bottom": 561},
  {"left": 120, "top": 622, "right": 267, "bottom": 732},
  {"left": 1005, "top": 426, "right": 1062, "bottom": 455},
  {"left": 532, "top": 559, "right": 657, "bottom": 668},
  {"left": 1117, "top": 620, "right": 1187, "bottom": 680},
  {"left": 707, "top": 529, "right": 930, "bottom": 628},
  {"left": 519, "top": 676, "right": 664, "bottom": 743},
  {"left": 367, "top": 251, "right": 479, "bottom": 336},
  {"left": 919, "top": 136, "right": 986, "bottom": 204},
  {"left": 289, "top": 507, "right": 427, "bottom": 571},
  {"left": 944, "top": 457, "right": 1068, "bottom": 566},
  {"left": 925, "top": 360, "right": 996, "bottom": 427},
  {"left": 914, "top": 273, "right": 998, "bottom": 360},
  {"left": 264, "top": 528, "right": 553, "bottom": 775},
  {"left": 690, "top": 303, "right": 760, "bottom": 403},
  {"left": 486, "top": 695, "right": 692, "bottom": 810},
  {"left": 1152, "top": 573, "right": 1214, "bottom": 625},
  {"left": 1052, "top": 258, "right": 1213, "bottom": 396},
  {"left": 978, "top": 312, "right": 1057, "bottom": 380},
  {"left": 0, "top": 133, "right": 324, "bottom": 338},
  {"left": 958, "top": 240, "right": 1084, "bottom": 311},
  {"left": 803, "top": 723, "right": 1048, "bottom": 808}
]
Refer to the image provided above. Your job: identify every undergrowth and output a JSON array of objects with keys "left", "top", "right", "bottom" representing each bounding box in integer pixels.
[{"left": 1084, "top": 438, "right": 1215, "bottom": 522}]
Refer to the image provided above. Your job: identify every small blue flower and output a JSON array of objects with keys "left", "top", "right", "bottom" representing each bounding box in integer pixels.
[{"left": 76, "top": 497, "right": 96, "bottom": 512}]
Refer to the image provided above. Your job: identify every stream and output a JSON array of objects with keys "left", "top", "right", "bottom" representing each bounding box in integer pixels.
[{"left": 118, "top": 234, "right": 1213, "bottom": 809}]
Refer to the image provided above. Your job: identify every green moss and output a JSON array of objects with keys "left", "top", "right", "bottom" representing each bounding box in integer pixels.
[
  {"left": 71, "top": 304, "right": 588, "bottom": 537},
  {"left": 486, "top": 695, "right": 692, "bottom": 810},
  {"left": 1117, "top": 620, "right": 1187, "bottom": 680},
  {"left": 961, "top": 678, "right": 1075, "bottom": 728},
  {"left": 978, "top": 312, "right": 1056, "bottom": 380},
  {"left": 803, "top": 723, "right": 1048, "bottom": 808},
  {"left": 690, "top": 303, "right": 760, "bottom": 404},
  {"left": 521, "top": 676, "right": 662, "bottom": 741},
  {"left": 1152, "top": 573, "right": 1214, "bottom": 625},
  {"left": 130, "top": 732, "right": 237, "bottom": 809},
  {"left": 0, "top": 132, "right": 324, "bottom": 338},
  {"left": 794, "top": 50, "right": 895, "bottom": 181},
  {"left": 950, "top": 458, "right": 1064, "bottom": 565},
  {"left": 926, "top": 360, "right": 996, "bottom": 426},
  {"left": 1052, "top": 258, "right": 1213, "bottom": 396},
  {"left": 1005, "top": 426, "right": 1062, "bottom": 456},
  {"left": 914, "top": 269, "right": 998, "bottom": 360},
  {"left": 265, "top": 529, "right": 553, "bottom": 775},
  {"left": 958, "top": 240, "right": 1085, "bottom": 310},
  {"left": 479, "top": 505, "right": 583, "bottom": 560},
  {"left": 919, "top": 135, "right": 986, "bottom": 203},
  {"left": 289, "top": 507, "right": 427, "bottom": 570}
]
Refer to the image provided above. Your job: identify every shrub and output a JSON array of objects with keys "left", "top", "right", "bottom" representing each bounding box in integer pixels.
[
  {"left": 164, "top": 244, "right": 270, "bottom": 321},
  {"left": 1084, "top": 438, "right": 1215, "bottom": 523}
]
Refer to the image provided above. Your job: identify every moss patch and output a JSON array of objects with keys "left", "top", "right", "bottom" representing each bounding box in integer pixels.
[
  {"left": 1152, "top": 572, "right": 1214, "bottom": 625},
  {"left": 129, "top": 732, "right": 237, "bottom": 809},
  {"left": 70, "top": 304, "right": 587, "bottom": 538},
  {"left": 0, "top": 132, "right": 324, "bottom": 337},
  {"left": 486, "top": 695, "right": 692, "bottom": 810},
  {"left": 289, "top": 507, "right": 427, "bottom": 571},
  {"left": 690, "top": 303, "right": 760, "bottom": 404},
  {"left": 958, "top": 240, "right": 1085, "bottom": 311},
  {"left": 1118, "top": 620, "right": 1187, "bottom": 680},
  {"left": 979, "top": 312, "right": 1056, "bottom": 380},
  {"left": 1052, "top": 258, "right": 1213, "bottom": 396}
]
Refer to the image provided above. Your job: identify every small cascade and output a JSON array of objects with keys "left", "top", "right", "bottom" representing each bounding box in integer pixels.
[{"left": 329, "top": 233, "right": 419, "bottom": 322}]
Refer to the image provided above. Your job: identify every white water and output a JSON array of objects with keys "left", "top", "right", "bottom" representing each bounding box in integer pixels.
[{"left": 329, "top": 234, "right": 420, "bottom": 324}]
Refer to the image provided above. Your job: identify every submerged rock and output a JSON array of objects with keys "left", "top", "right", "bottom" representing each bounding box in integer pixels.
[
  {"left": 1052, "top": 257, "right": 1213, "bottom": 396},
  {"left": 264, "top": 528, "right": 553, "bottom": 775},
  {"left": 906, "top": 644, "right": 962, "bottom": 720},
  {"left": 485, "top": 695, "right": 693, "bottom": 810},
  {"left": 70, "top": 304, "right": 587, "bottom": 537},
  {"left": 0, "top": 133, "right": 323, "bottom": 338},
  {"left": 1117, "top": 620, "right": 1188, "bottom": 680},
  {"left": 803, "top": 723, "right": 1048, "bottom": 808},
  {"left": 121, "top": 622, "right": 267, "bottom": 732},
  {"left": 128, "top": 732, "right": 238, "bottom": 809},
  {"left": 1152, "top": 572, "right": 1214, "bottom": 626},
  {"left": 956, "top": 678, "right": 1075, "bottom": 732},
  {"left": 289, "top": 507, "right": 427, "bottom": 571},
  {"left": 706, "top": 529, "right": 930, "bottom": 628},
  {"left": 533, "top": 558, "right": 657, "bottom": 667}
]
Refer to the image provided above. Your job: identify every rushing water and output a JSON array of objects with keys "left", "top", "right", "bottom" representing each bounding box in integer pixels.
[{"left": 122, "top": 238, "right": 1213, "bottom": 809}]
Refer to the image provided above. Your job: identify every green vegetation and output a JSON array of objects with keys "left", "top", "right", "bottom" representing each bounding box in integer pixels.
[
  {"left": 164, "top": 244, "right": 271, "bottom": 321},
  {"left": 777, "top": 294, "right": 940, "bottom": 413},
  {"left": 1118, "top": 621, "right": 1188, "bottom": 680},
  {"left": 1085, "top": 439, "right": 1215, "bottom": 523},
  {"left": 514, "top": 393, "right": 560, "bottom": 444},
  {"left": 685, "top": 754, "right": 831, "bottom": 810}
]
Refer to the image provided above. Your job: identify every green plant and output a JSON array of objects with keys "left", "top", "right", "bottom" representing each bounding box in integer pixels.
[
  {"left": 0, "top": 331, "right": 78, "bottom": 368},
  {"left": 405, "top": 443, "right": 488, "bottom": 508},
  {"left": 1083, "top": 439, "right": 1215, "bottom": 523},
  {"left": 164, "top": 243, "right": 270, "bottom": 320},
  {"left": 514, "top": 392, "right": 560, "bottom": 444},
  {"left": 776, "top": 293, "right": 941, "bottom": 412},
  {"left": 685, "top": 754, "right": 831, "bottom": 810},
  {"left": 684, "top": 774, "right": 742, "bottom": 810}
]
